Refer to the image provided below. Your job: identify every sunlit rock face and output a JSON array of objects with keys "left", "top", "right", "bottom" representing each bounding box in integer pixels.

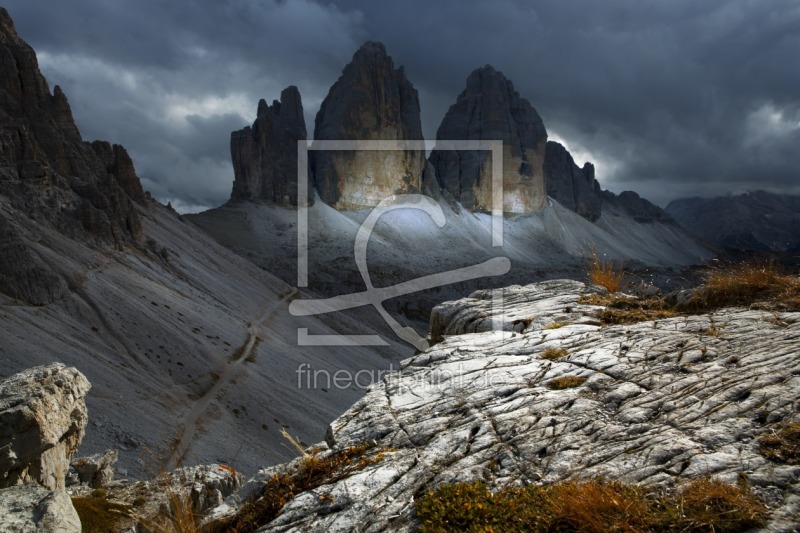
[
  {"left": 311, "top": 42, "right": 425, "bottom": 210},
  {"left": 430, "top": 66, "right": 548, "bottom": 214},
  {"left": 230, "top": 86, "right": 309, "bottom": 206}
]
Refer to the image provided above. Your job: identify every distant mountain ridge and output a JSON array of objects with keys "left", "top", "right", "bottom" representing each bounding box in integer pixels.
[{"left": 666, "top": 190, "right": 800, "bottom": 251}]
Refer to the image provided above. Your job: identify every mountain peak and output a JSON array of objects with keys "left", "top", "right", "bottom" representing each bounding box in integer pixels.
[{"left": 311, "top": 42, "right": 424, "bottom": 210}]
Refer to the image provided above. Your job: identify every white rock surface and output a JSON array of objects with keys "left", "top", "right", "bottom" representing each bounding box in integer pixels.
[
  {"left": 226, "top": 281, "right": 800, "bottom": 532},
  {"left": 0, "top": 484, "right": 81, "bottom": 533},
  {"left": 0, "top": 364, "right": 90, "bottom": 491}
]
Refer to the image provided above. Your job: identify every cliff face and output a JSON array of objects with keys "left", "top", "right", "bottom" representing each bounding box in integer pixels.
[
  {"left": 0, "top": 7, "right": 144, "bottom": 248},
  {"left": 230, "top": 86, "right": 309, "bottom": 206},
  {"left": 311, "top": 42, "right": 425, "bottom": 210},
  {"left": 543, "top": 141, "right": 602, "bottom": 221},
  {"left": 430, "top": 66, "right": 548, "bottom": 213}
]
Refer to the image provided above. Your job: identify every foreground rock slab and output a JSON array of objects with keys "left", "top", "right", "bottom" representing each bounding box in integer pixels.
[
  {"left": 0, "top": 484, "right": 81, "bottom": 533},
  {"left": 0, "top": 363, "right": 90, "bottom": 491},
  {"left": 228, "top": 280, "right": 800, "bottom": 532}
]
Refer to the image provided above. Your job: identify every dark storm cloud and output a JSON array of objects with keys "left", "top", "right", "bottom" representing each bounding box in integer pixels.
[{"left": 6, "top": 0, "right": 799, "bottom": 210}]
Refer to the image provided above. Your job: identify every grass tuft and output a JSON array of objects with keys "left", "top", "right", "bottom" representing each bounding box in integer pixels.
[
  {"left": 759, "top": 423, "right": 800, "bottom": 465},
  {"left": 684, "top": 260, "right": 800, "bottom": 312},
  {"left": 416, "top": 477, "right": 769, "bottom": 532},
  {"left": 588, "top": 252, "right": 625, "bottom": 293},
  {"left": 547, "top": 376, "right": 586, "bottom": 390},
  {"left": 668, "top": 477, "right": 770, "bottom": 531},
  {"left": 216, "top": 442, "right": 387, "bottom": 532},
  {"left": 579, "top": 293, "right": 679, "bottom": 325},
  {"left": 541, "top": 347, "right": 568, "bottom": 360}
]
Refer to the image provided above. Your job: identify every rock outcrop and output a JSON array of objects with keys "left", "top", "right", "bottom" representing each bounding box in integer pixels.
[
  {"left": 429, "top": 66, "right": 548, "bottom": 213},
  {"left": 311, "top": 42, "right": 425, "bottom": 210},
  {"left": 68, "top": 450, "right": 118, "bottom": 489},
  {"left": 0, "top": 7, "right": 144, "bottom": 250},
  {"left": 230, "top": 87, "right": 309, "bottom": 206},
  {"left": 543, "top": 141, "right": 602, "bottom": 221},
  {"left": 0, "top": 484, "right": 81, "bottom": 533},
  {"left": 0, "top": 363, "right": 90, "bottom": 491},
  {"left": 213, "top": 280, "right": 800, "bottom": 531},
  {"left": 666, "top": 191, "right": 800, "bottom": 251}
]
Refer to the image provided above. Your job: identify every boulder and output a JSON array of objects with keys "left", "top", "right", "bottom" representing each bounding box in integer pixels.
[
  {"left": 230, "top": 86, "right": 309, "bottom": 206},
  {"left": 429, "top": 65, "right": 548, "bottom": 213},
  {"left": 68, "top": 449, "right": 117, "bottom": 488},
  {"left": 0, "top": 484, "right": 81, "bottom": 533},
  {"left": 311, "top": 41, "right": 425, "bottom": 210},
  {"left": 0, "top": 363, "right": 90, "bottom": 491}
]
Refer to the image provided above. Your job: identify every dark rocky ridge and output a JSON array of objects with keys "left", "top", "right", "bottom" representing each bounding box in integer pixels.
[
  {"left": 0, "top": 7, "right": 144, "bottom": 245},
  {"left": 666, "top": 191, "right": 800, "bottom": 251},
  {"left": 311, "top": 41, "right": 425, "bottom": 210},
  {"left": 0, "top": 7, "right": 146, "bottom": 305},
  {"left": 543, "top": 144, "right": 671, "bottom": 224},
  {"left": 230, "top": 86, "right": 308, "bottom": 206},
  {"left": 429, "top": 65, "right": 548, "bottom": 213},
  {"left": 543, "top": 140, "right": 602, "bottom": 221}
]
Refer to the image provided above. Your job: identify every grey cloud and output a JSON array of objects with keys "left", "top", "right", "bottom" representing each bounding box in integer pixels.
[{"left": 5, "top": 0, "right": 799, "bottom": 210}]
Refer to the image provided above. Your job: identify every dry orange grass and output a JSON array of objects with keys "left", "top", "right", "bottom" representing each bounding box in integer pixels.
[
  {"left": 140, "top": 490, "right": 200, "bottom": 533},
  {"left": 686, "top": 260, "right": 800, "bottom": 311},
  {"left": 541, "top": 347, "right": 568, "bottom": 360},
  {"left": 544, "top": 481, "right": 653, "bottom": 532},
  {"left": 588, "top": 252, "right": 625, "bottom": 293},
  {"left": 547, "top": 375, "right": 587, "bottom": 390},
  {"left": 416, "top": 477, "right": 769, "bottom": 532},
  {"left": 669, "top": 477, "right": 770, "bottom": 531}
]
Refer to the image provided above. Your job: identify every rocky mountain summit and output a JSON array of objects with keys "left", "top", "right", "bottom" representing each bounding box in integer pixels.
[
  {"left": 430, "top": 65, "right": 548, "bottom": 214},
  {"left": 225, "top": 46, "right": 675, "bottom": 233},
  {"left": 0, "top": 7, "right": 149, "bottom": 307},
  {"left": 0, "top": 7, "right": 144, "bottom": 248},
  {"left": 666, "top": 191, "right": 800, "bottom": 251},
  {"left": 230, "top": 86, "right": 308, "bottom": 206},
  {"left": 311, "top": 41, "right": 425, "bottom": 210}
]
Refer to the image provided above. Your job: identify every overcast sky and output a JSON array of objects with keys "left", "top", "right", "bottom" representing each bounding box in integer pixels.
[{"left": 6, "top": 1, "right": 800, "bottom": 211}]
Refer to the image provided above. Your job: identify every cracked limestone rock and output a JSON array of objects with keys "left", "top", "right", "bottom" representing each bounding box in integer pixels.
[
  {"left": 0, "top": 484, "right": 81, "bottom": 533},
  {"left": 224, "top": 280, "right": 800, "bottom": 532},
  {"left": 0, "top": 363, "right": 90, "bottom": 491}
]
